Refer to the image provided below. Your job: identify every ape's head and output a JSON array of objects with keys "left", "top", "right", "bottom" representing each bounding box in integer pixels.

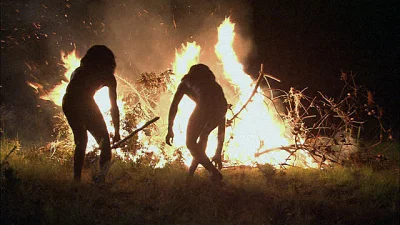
[
  {"left": 186, "top": 64, "right": 216, "bottom": 81},
  {"left": 81, "top": 45, "right": 116, "bottom": 72}
]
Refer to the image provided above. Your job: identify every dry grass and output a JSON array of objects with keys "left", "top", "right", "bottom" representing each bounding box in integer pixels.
[{"left": 1, "top": 137, "right": 399, "bottom": 225}]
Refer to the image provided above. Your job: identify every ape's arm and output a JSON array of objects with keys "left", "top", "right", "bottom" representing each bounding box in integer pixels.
[
  {"left": 212, "top": 117, "right": 226, "bottom": 170},
  {"left": 109, "top": 76, "right": 120, "bottom": 142},
  {"left": 166, "top": 83, "right": 186, "bottom": 146}
]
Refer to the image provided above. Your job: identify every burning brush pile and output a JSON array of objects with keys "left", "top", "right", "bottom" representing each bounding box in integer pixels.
[{"left": 28, "top": 18, "right": 391, "bottom": 170}]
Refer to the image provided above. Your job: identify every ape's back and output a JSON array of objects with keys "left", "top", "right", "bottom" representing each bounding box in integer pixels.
[
  {"left": 182, "top": 74, "right": 227, "bottom": 109},
  {"left": 65, "top": 66, "right": 114, "bottom": 101}
]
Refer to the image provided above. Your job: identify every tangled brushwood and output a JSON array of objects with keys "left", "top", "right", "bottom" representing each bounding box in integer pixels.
[
  {"left": 46, "top": 70, "right": 180, "bottom": 167},
  {"left": 253, "top": 70, "right": 393, "bottom": 169}
]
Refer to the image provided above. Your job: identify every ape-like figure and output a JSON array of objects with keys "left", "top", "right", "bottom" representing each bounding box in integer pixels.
[
  {"left": 62, "top": 45, "right": 120, "bottom": 183},
  {"left": 166, "top": 64, "right": 227, "bottom": 181}
]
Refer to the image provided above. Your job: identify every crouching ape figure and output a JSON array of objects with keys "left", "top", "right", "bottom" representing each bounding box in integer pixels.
[
  {"left": 62, "top": 45, "right": 120, "bottom": 183},
  {"left": 166, "top": 64, "right": 227, "bottom": 181}
]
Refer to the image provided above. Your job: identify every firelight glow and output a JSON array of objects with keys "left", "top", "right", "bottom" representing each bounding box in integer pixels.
[{"left": 34, "top": 17, "right": 319, "bottom": 168}]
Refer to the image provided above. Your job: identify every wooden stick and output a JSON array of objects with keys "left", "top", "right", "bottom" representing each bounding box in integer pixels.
[
  {"left": 254, "top": 144, "right": 298, "bottom": 157},
  {"left": 111, "top": 117, "right": 160, "bottom": 149},
  {"left": 3, "top": 146, "right": 17, "bottom": 162},
  {"left": 262, "top": 73, "right": 281, "bottom": 82}
]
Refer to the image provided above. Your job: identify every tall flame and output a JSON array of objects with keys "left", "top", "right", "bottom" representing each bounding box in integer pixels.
[
  {"left": 46, "top": 50, "right": 80, "bottom": 106},
  {"left": 27, "top": 51, "right": 80, "bottom": 106},
  {"left": 214, "top": 17, "right": 291, "bottom": 166}
]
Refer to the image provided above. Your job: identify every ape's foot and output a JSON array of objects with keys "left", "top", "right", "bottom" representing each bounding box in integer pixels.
[
  {"left": 92, "top": 174, "right": 105, "bottom": 186},
  {"left": 210, "top": 172, "right": 223, "bottom": 182},
  {"left": 186, "top": 172, "right": 194, "bottom": 181},
  {"left": 70, "top": 179, "right": 81, "bottom": 191}
]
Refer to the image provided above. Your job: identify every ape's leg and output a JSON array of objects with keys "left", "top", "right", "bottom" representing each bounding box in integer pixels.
[
  {"left": 188, "top": 158, "right": 199, "bottom": 176},
  {"left": 212, "top": 117, "right": 226, "bottom": 170},
  {"left": 86, "top": 106, "right": 111, "bottom": 183},
  {"left": 198, "top": 122, "right": 223, "bottom": 181},
  {"left": 186, "top": 108, "right": 222, "bottom": 180},
  {"left": 63, "top": 106, "right": 88, "bottom": 182},
  {"left": 191, "top": 150, "right": 222, "bottom": 181},
  {"left": 72, "top": 127, "right": 88, "bottom": 181}
]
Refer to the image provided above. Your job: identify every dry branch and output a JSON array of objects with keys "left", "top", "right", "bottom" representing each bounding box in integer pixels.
[
  {"left": 245, "top": 70, "right": 391, "bottom": 168},
  {"left": 2, "top": 146, "right": 17, "bottom": 163},
  {"left": 227, "top": 64, "right": 264, "bottom": 125}
]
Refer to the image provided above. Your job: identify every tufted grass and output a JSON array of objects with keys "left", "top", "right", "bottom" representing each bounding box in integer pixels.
[{"left": 1, "top": 138, "right": 399, "bottom": 225}]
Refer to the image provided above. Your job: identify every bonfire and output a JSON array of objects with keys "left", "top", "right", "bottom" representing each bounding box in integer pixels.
[{"left": 27, "top": 17, "right": 389, "bottom": 170}]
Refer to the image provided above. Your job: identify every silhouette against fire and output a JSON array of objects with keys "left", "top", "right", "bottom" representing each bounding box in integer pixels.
[
  {"left": 166, "top": 64, "right": 227, "bottom": 181},
  {"left": 62, "top": 45, "right": 120, "bottom": 183}
]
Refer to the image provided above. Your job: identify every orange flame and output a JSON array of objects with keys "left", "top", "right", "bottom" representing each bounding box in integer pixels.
[
  {"left": 214, "top": 18, "right": 290, "bottom": 166},
  {"left": 214, "top": 17, "right": 318, "bottom": 167},
  {"left": 43, "top": 50, "right": 80, "bottom": 106}
]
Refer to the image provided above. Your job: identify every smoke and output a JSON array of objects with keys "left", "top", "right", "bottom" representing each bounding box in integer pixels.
[
  {"left": 1, "top": 0, "right": 256, "bottom": 143},
  {"left": 2, "top": 0, "right": 255, "bottom": 77},
  {"left": 99, "top": 0, "right": 255, "bottom": 77}
]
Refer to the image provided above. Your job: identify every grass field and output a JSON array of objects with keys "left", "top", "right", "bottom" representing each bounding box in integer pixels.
[{"left": 1, "top": 138, "right": 399, "bottom": 225}]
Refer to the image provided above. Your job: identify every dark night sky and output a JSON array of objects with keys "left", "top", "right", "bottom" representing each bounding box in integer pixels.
[
  {"left": 249, "top": 0, "right": 398, "bottom": 96},
  {"left": 1, "top": 0, "right": 399, "bottom": 143},
  {"left": 248, "top": 0, "right": 399, "bottom": 131}
]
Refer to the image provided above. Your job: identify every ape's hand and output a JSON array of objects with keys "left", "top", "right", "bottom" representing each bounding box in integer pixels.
[
  {"left": 112, "top": 133, "right": 121, "bottom": 144},
  {"left": 211, "top": 155, "right": 223, "bottom": 170},
  {"left": 166, "top": 130, "right": 174, "bottom": 146}
]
